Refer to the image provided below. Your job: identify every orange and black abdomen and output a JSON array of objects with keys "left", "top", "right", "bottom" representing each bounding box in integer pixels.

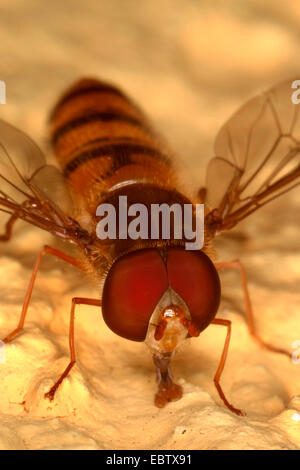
[{"left": 50, "top": 78, "right": 176, "bottom": 212}]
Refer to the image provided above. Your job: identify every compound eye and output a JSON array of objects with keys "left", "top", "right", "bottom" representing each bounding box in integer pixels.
[
  {"left": 167, "top": 248, "right": 221, "bottom": 333},
  {"left": 102, "top": 249, "right": 168, "bottom": 341}
]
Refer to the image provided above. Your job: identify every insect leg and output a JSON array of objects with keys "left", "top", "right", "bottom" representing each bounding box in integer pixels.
[
  {"left": 215, "top": 259, "right": 290, "bottom": 358},
  {"left": 1, "top": 244, "right": 81, "bottom": 343},
  {"left": 0, "top": 214, "right": 18, "bottom": 241},
  {"left": 44, "top": 297, "right": 102, "bottom": 401},
  {"left": 197, "top": 187, "right": 207, "bottom": 203},
  {"left": 211, "top": 318, "right": 244, "bottom": 416}
]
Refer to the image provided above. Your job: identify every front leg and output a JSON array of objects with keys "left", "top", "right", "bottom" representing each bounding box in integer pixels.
[
  {"left": 45, "top": 297, "right": 102, "bottom": 401},
  {"left": 211, "top": 318, "right": 244, "bottom": 416}
]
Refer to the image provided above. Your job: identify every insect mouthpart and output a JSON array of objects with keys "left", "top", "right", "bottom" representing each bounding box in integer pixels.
[
  {"left": 145, "top": 299, "right": 194, "bottom": 408},
  {"left": 153, "top": 305, "right": 189, "bottom": 352},
  {"left": 145, "top": 288, "right": 196, "bottom": 357}
]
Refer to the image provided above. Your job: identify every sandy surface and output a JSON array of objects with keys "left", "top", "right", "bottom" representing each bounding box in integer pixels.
[{"left": 0, "top": 0, "right": 299, "bottom": 450}]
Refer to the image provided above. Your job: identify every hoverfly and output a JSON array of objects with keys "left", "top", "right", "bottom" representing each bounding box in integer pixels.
[{"left": 0, "top": 78, "right": 299, "bottom": 416}]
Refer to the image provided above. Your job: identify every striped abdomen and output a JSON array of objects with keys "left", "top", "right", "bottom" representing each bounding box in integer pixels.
[
  {"left": 50, "top": 78, "right": 195, "bottom": 261},
  {"left": 50, "top": 78, "right": 177, "bottom": 213}
]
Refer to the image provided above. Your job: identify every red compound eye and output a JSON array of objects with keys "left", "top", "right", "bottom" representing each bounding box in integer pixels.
[
  {"left": 167, "top": 248, "right": 220, "bottom": 333},
  {"left": 102, "top": 247, "right": 220, "bottom": 342},
  {"left": 102, "top": 249, "right": 168, "bottom": 341}
]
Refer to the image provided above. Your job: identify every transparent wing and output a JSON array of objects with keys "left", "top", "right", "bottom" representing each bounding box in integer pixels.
[
  {"left": 205, "top": 79, "right": 300, "bottom": 233},
  {"left": 29, "top": 164, "right": 73, "bottom": 213},
  {"left": 0, "top": 119, "right": 88, "bottom": 244},
  {"left": 0, "top": 119, "right": 72, "bottom": 210}
]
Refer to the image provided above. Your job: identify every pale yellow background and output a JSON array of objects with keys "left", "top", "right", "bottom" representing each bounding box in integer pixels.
[{"left": 0, "top": 0, "right": 299, "bottom": 450}]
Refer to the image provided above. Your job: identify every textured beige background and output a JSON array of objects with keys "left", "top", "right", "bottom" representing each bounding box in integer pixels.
[{"left": 0, "top": 0, "right": 299, "bottom": 450}]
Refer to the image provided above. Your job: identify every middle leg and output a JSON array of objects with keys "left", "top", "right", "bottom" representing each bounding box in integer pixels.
[{"left": 215, "top": 259, "right": 290, "bottom": 358}]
